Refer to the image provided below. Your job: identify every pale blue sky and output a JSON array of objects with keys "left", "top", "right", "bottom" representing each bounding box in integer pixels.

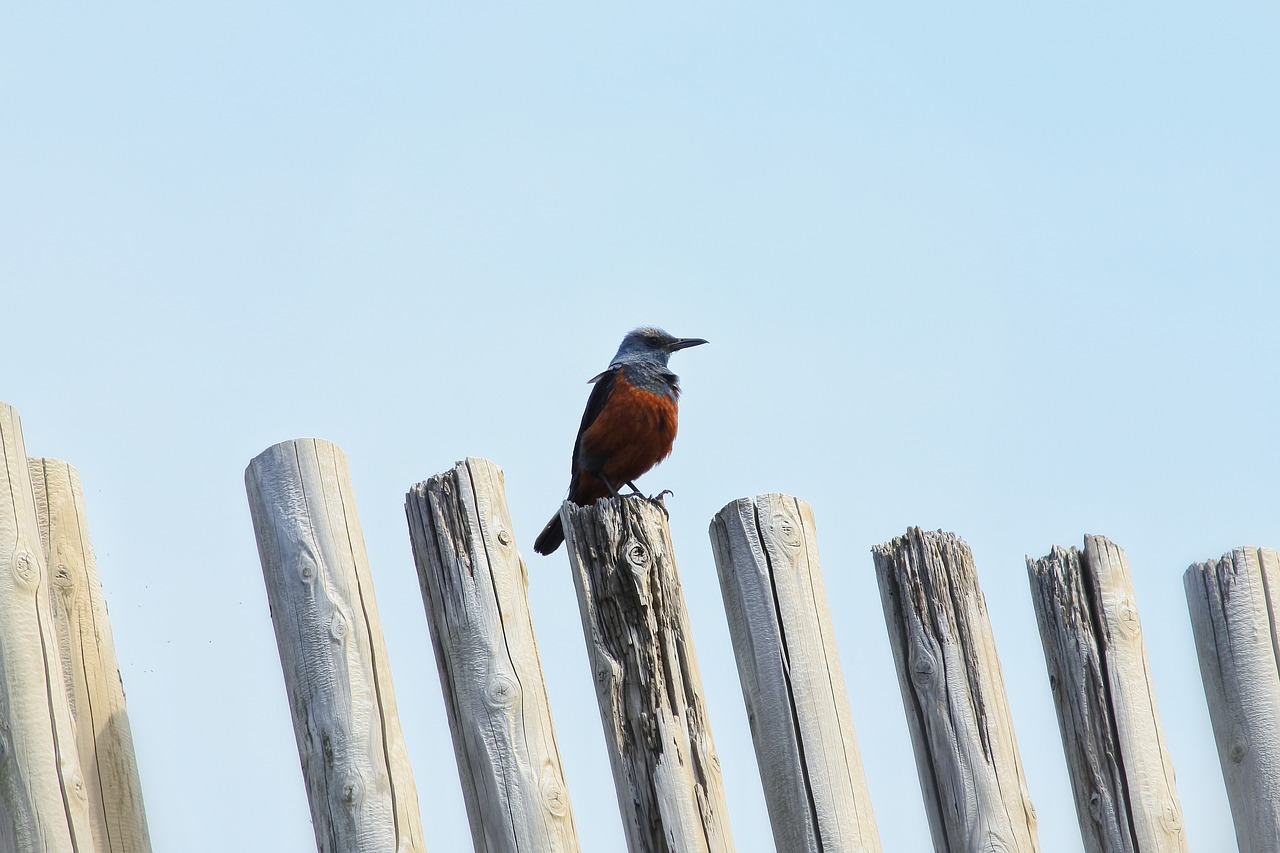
[{"left": 3, "top": 4, "right": 1277, "bottom": 851}]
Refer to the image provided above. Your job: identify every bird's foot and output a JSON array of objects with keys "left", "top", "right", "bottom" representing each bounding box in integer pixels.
[{"left": 643, "top": 489, "right": 673, "bottom": 518}]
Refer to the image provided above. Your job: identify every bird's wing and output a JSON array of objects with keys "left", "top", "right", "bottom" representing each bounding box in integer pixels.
[{"left": 570, "top": 366, "right": 619, "bottom": 477}]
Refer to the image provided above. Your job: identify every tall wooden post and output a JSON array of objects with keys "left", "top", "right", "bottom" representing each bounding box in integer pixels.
[
  {"left": 246, "top": 438, "right": 426, "bottom": 853},
  {"left": 405, "top": 458, "right": 580, "bottom": 853},
  {"left": 1184, "top": 547, "right": 1280, "bottom": 851},
  {"left": 1027, "top": 535, "right": 1186, "bottom": 852},
  {"left": 710, "top": 494, "right": 881, "bottom": 853},
  {"left": 872, "top": 527, "right": 1039, "bottom": 853},
  {"left": 30, "top": 458, "right": 152, "bottom": 853},
  {"left": 561, "top": 496, "right": 734, "bottom": 853},
  {"left": 0, "top": 403, "right": 96, "bottom": 852}
]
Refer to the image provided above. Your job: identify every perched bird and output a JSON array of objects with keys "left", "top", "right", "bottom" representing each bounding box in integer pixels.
[{"left": 533, "top": 326, "right": 708, "bottom": 555}]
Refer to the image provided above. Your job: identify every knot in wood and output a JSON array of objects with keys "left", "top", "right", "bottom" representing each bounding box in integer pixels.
[
  {"left": 50, "top": 541, "right": 76, "bottom": 589},
  {"left": 496, "top": 528, "right": 512, "bottom": 547},
  {"left": 297, "top": 555, "right": 318, "bottom": 584},
  {"left": 909, "top": 645, "right": 938, "bottom": 691},
  {"left": 1229, "top": 726, "right": 1249, "bottom": 763},
  {"left": 68, "top": 770, "right": 87, "bottom": 802},
  {"left": 341, "top": 772, "right": 365, "bottom": 809},
  {"left": 540, "top": 765, "right": 569, "bottom": 817},
  {"left": 1088, "top": 789, "right": 1102, "bottom": 820},
  {"left": 51, "top": 562, "right": 75, "bottom": 591},
  {"left": 771, "top": 512, "right": 802, "bottom": 550},
  {"left": 1115, "top": 598, "right": 1141, "bottom": 638},
  {"left": 624, "top": 540, "right": 650, "bottom": 571},
  {"left": 486, "top": 674, "right": 520, "bottom": 710},
  {"left": 1160, "top": 800, "right": 1183, "bottom": 834},
  {"left": 10, "top": 547, "right": 40, "bottom": 591},
  {"left": 329, "top": 613, "right": 348, "bottom": 642}
]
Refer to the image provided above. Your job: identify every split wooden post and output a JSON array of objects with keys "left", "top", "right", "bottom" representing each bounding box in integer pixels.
[
  {"left": 246, "top": 438, "right": 426, "bottom": 853},
  {"left": 1027, "top": 535, "right": 1186, "bottom": 852},
  {"left": 872, "top": 527, "right": 1039, "bottom": 853},
  {"left": 709, "top": 494, "right": 881, "bottom": 853},
  {"left": 561, "top": 496, "right": 734, "bottom": 853},
  {"left": 405, "top": 458, "right": 580, "bottom": 853},
  {"left": 29, "top": 458, "right": 152, "bottom": 853},
  {"left": 1184, "top": 547, "right": 1280, "bottom": 851},
  {"left": 0, "top": 403, "right": 96, "bottom": 852}
]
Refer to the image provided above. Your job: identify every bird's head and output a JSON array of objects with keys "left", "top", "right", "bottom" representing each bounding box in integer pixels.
[{"left": 611, "top": 327, "right": 708, "bottom": 368}]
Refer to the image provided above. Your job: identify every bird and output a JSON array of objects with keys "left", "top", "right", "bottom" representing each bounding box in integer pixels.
[{"left": 533, "top": 326, "right": 708, "bottom": 555}]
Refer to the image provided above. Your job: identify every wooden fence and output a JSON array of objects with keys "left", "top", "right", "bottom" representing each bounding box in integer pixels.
[{"left": 0, "top": 401, "right": 1275, "bottom": 852}]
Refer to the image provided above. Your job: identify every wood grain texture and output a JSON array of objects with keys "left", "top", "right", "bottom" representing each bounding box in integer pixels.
[
  {"left": 405, "top": 458, "right": 579, "bottom": 853},
  {"left": 1185, "top": 547, "right": 1280, "bottom": 852},
  {"left": 30, "top": 458, "right": 152, "bottom": 853},
  {"left": 0, "top": 404, "right": 96, "bottom": 852},
  {"left": 246, "top": 438, "right": 425, "bottom": 853},
  {"left": 872, "top": 527, "right": 1038, "bottom": 853},
  {"left": 562, "top": 496, "right": 734, "bottom": 853},
  {"left": 1028, "top": 535, "right": 1186, "bottom": 853},
  {"left": 709, "top": 494, "right": 881, "bottom": 853}
]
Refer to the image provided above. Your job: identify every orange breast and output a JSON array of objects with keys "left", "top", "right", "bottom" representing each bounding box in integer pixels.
[{"left": 578, "top": 372, "right": 678, "bottom": 495}]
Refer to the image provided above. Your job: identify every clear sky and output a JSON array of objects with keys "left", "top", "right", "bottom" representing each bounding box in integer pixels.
[{"left": 3, "top": 4, "right": 1278, "bottom": 851}]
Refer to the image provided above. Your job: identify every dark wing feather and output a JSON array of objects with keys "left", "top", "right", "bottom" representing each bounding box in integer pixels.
[
  {"left": 570, "top": 367, "right": 619, "bottom": 480},
  {"left": 535, "top": 366, "right": 621, "bottom": 554}
]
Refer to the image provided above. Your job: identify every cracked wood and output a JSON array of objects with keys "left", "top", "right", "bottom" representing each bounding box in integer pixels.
[
  {"left": 710, "top": 494, "right": 881, "bottom": 853},
  {"left": 30, "top": 457, "right": 152, "bottom": 853},
  {"left": 562, "top": 496, "right": 733, "bottom": 853},
  {"left": 1185, "top": 547, "right": 1280, "bottom": 851},
  {"left": 246, "top": 438, "right": 425, "bottom": 853},
  {"left": 1028, "top": 535, "right": 1186, "bottom": 853},
  {"left": 873, "top": 527, "right": 1039, "bottom": 853},
  {"left": 405, "top": 458, "right": 579, "bottom": 853}
]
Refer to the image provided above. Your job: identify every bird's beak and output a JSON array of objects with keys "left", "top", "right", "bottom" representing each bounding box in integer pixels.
[{"left": 667, "top": 337, "right": 708, "bottom": 352}]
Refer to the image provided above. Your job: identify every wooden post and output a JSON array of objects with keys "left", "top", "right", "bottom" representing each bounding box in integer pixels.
[
  {"left": 561, "top": 496, "right": 734, "bottom": 853},
  {"left": 872, "top": 527, "right": 1039, "bottom": 853},
  {"left": 709, "top": 494, "right": 881, "bottom": 853},
  {"left": 246, "top": 438, "right": 426, "bottom": 853},
  {"left": 1184, "top": 547, "right": 1280, "bottom": 851},
  {"left": 0, "top": 403, "right": 96, "bottom": 852},
  {"left": 29, "top": 458, "right": 152, "bottom": 853},
  {"left": 1027, "top": 535, "right": 1186, "bottom": 853},
  {"left": 405, "top": 458, "right": 580, "bottom": 853}
]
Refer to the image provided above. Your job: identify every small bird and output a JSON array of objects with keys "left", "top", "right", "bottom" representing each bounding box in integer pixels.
[{"left": 533, "top": 327, "right": 708, "bottom": 555}]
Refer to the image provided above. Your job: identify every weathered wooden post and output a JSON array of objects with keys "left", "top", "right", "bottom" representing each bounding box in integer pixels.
[
  {"left": 405, "top": 458, "right": 580, "bottom": 853},
  {"left": 709, "top": 494, "right": 881, "bottom": 853},
  {"left": 246, "top": 438, "right": 426, "bottom": 853},
  {"left": 30, "top": 457, "right": 152, "bottom": 853},
  {"left": 1184, "top": 547, "right": 1280, "bottom": 851},
  {"left": 0, "top": 403, "right": 96, "bottom": 852},
  {"left": 561, "top": 496, "right": 734, "bottom": 853},
  {"left": 872, "top": 527, "right": 1039, "bottom": 853},
  {"left": 1027, "top": 535, "right": 1186, "bottom": 852}
]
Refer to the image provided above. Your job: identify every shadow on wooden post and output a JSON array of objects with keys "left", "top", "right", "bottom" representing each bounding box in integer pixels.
[
  {"left": 31, "top": 457, "right": 152, "bottom": 853},
  {"left": 562, "top": 495, "right": 735, "bottom": 853},
  {"left": 1185, "top": 547, "right": 1280, "bottom": 852},
  {"left": 405, "top": 458, "right": 580, "bottom": 853},
  {"left": 872, "top": 527, "right": 1039, "bottom": 853},
  {"left": 1028, "top": 535, "right": 1186, "bottom": 853},
  {"left": 710, "top": 494, "right": 881, "bottom": 853},
  {"left": 246, "top": 438, "right": 425, "bottom": 853}
]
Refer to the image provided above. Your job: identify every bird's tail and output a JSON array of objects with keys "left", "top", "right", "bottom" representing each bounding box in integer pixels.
[{"left": 533, "top": 512, "right": 564, "bottom": 555}]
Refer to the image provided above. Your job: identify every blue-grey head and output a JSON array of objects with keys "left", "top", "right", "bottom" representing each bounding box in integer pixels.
[{"left": 610, "top": 327, "right": 708, "bottom": 368}]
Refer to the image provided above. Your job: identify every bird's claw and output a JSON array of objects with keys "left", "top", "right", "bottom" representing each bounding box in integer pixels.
[{"left": 643, "top": 489, "right": 673, "bottom": 518}]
